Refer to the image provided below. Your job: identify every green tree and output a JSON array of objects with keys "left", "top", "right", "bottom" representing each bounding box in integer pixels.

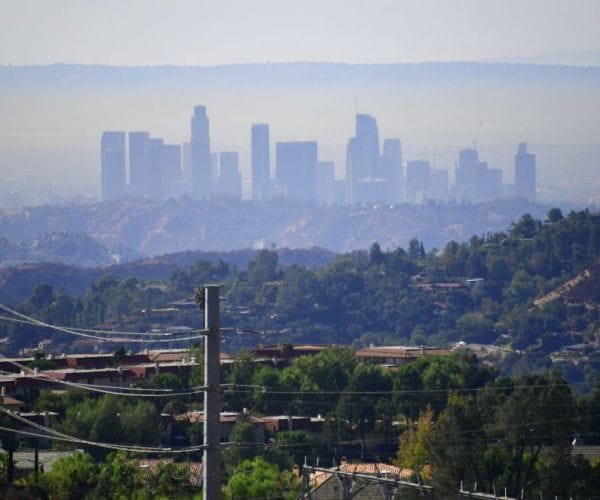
[
  {"left": 247, "top": 250, "right": 279, "bottom": 286},
  {"left": 395, "top": 406, "right": 434, "bottom": 475},
  {"left": 40, "top": 451, "right": 97, "bottom": 500},
  {"left": 224, "top": 456, "right": 299, "bottom": 500}
]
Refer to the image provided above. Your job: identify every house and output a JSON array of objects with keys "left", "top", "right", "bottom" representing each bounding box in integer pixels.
[
  {"left": 261, "top": 415, "right": 322, "bottom": 434},
  {"left": 307, "top": 461, "right": 416, "bottom": 499},
  {"left": 0, "top": 393, "right": 25, "bottom": 412},
  {"left": 355, "top": 346, "right": 451, "bottom": 367},
  {"left": 251, "top": 344, "right": 330, "bottom": 365},
  {"left": 12, "top": 450, "right": 83, "bottom": 479}
]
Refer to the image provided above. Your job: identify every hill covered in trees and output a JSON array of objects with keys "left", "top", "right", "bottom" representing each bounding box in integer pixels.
[{"left": 1, "top": 208, "right": 599, "bottom": 387}]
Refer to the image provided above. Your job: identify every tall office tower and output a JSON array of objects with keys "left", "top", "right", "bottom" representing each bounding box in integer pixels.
[
  {"left": 406, "top": 160, "right": 431, "bottom": 202},
  {"left": 147, "top": 138, "right": 164, "bottom": 199},
  {"left": 275, "top": 141, "right": 318, "bottom": 201},
  {"left": 218, "top": 152, "right": 242, "bottom": 198},
  {"left": 181, "top": 142, "right": 191, "bottom": 181},
  {"left": 456, "top": 148, "right": 479, "bottom": 197},
  {"left": 346, "top": 114, "right": 382, "bottom": 203},
  {"left": 128, "top": 131, "right": 150, "bottom": 195},
  {"left": 473, "top": 161, "right": 489, "bottom": 200},
  {"left": 210, "top": 153, "right": 219, "bottom": 184},
  {"left": 316, "top": 161, "right": 336, "bottom": 205},
  {"left": 100, "top": 131, "right": 126, "bottom": 202},
  {"left": 355, "top": 114, "right": 380, "bottom": 177},
  {"left": 487, "top": 168, "right": 503, "bottom": 199},
  {"left": 515, "top": 142, "right": 536, "bottom": 201},
  {"left": 161, "top": 144, "right": 182, "bottom": 198},
  {"left": 381, "top": 138, "right": 403, "bottom": 202},
  {"left": 251, "top": 123, "right": 271, "bottom": 200},
  {"left": 190, "top": 105, "right": 211, "bottom": 198},
  {"left": 430, "top": 168, "right": 449, "bottom": 200},
  {"left": 335, "top": 179, "right": 348, "bottom": 205},
  {"left": 345, "top": 137, "right": 362, "bottom": 203}
]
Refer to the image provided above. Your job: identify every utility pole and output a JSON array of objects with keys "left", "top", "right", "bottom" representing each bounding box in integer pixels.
[{"left": 203, "top": 285, "right": 221, "bottom": 500}]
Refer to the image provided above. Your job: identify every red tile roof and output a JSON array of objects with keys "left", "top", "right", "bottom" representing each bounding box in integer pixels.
[{"left": 310, "top": 462, "right": 413, "bottom": 488}]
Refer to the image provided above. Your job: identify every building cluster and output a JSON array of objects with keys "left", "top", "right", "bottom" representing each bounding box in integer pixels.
[{"left": 101, "top": 106, "right": 536, "bottom": 204}]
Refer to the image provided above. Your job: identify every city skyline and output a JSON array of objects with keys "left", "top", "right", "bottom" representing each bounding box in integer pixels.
[{"left": 101, "top": 105, "right": 536, "bottom": 205}]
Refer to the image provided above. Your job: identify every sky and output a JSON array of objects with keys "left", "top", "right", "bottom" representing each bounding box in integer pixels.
[{"left": 1, "top": 0, "right": 599, "bottom": 66}]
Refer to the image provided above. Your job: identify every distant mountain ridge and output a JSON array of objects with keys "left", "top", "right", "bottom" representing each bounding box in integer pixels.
[{"left": 2, "top": 61, "right": 600, "bottom": 89}]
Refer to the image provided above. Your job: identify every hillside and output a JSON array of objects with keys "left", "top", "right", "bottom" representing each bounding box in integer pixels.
[
  {"left": 534, "top": 262, "right": 597, "bottom": 308},
  {"left": 0, "top": 246, "right": 336, "bottom": 305},
  {"left": 0, "top": 198, "right": 554, "bottom": 258},
  {"left": 2, "top": 208, "right": 599, "bottom": 390}
]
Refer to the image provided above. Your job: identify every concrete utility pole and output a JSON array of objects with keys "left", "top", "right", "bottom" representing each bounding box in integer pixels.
[{"left": 203, "top": 285, "right": 221, "bottom": 500}]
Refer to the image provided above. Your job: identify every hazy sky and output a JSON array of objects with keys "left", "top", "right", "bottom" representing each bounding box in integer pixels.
[{"left": 1, "top": 0, "right": 599, "bottom": 65}]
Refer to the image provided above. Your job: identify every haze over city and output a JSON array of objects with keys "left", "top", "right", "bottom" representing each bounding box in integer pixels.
[
  {"left": 3, "top": 3, "right": 600, "bottom": 499},
  {"left": 0, "top": 0, "right": 599, "bottom": 207}
]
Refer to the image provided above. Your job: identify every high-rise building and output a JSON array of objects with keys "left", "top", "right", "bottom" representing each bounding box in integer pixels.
[
  {"left": 346, "top": 114, "right": 382, "bottom": 204},
  {"left": 406, "top": 160, "right": 431, "bottom": 202},
  {"left": 456, "top": 148, "right": 479, "bottom": 197},
  {"left": 473, "top": 161, "right": 489, "bottom": 199},
  {"left": 181, "top": 141, "right": 191, "bottom": 182},
  {"left": 100, "top": 131, "right": 126, "bottom": 202},
  {"left": 147, "top": 138, "right": 164, "bottom": 200},
  {"left": 430, "top": 168, "right": 449, "bottom": 199},
  {"left": 128, "top": 131, "right": 150, "bottom": 195},
  {"left": 275, "top": 141, "right": 318, "bottom": 201},
  {"left": 515, "top": 142, "right": 536, "bottom": 200},
  {"left": 251, "top": 123, "right": 271, "bottom": 200},
  {"left": 162, "top": 144, "right": 182, "bottom": 198},
  {"left": 487, "top": 168, "right": 503, "bottom": 199},
  {"left": 316, "top": 161, "right": 336, "bottom": 205},
  {"left": 381, "top": 138, "right": 403, "bottom": 202},
  {"left": 190, "top": 105, "right": 211, "bottom": 198},
  {"left": 217, "top": 152, "right": 242, "bottom": 198},
  {"left": 355, "top": 114, "right": 380, "bottom": 178},
  {"left": 345, "top": 137, "right": 362, "bottom": 203}
]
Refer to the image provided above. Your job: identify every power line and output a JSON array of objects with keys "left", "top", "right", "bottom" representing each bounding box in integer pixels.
[
  {"left": 0, "top": 404, "right": 206, "bottom": 454},
  {"left": 0, "top": 305, "right": 209, "bottom": 343},
  {"left": 0, "top": 354, "right": 260, "bottom": 398},
  {"left": 218, "top": 380, "right": 589, "bottom": 396}
]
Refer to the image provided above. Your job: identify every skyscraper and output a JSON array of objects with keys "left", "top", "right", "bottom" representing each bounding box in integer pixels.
[
  {"left": 100, "top": 131, "right": 126, "bottom": 202},
  {"left": 381, "top": 138, "right": 403, "bottom": 202},
  {"left": 128, "top": 131, "right": 150, "bottom": 195},
  {"left": 147, "top": 137, "right": 164, "bottom": 200},
  {"left": 162, "top": 144, "right": 182, "bottom": 198},
  {"left": 456, "top": 148, "right": 479, "bottom": 198},
  {"left": 355, "top": 114, "right": 380, "bottom": 178},
  {"left": 315, "top": 161, "right": 336, "bottom": 205},
  {"left": 218, "top": 152, "right": 242, "bottom": 198},
  {"left": 406, "top": 160, "right": 431, "bottom": 202},
  {"left": 190, "top": 105, "right": 211, "bottom": 198},
  {"left": 275, "top": 141, "right": 318, "bottom": 201},
  {"left": 515, "top": 142, "right": 536, "bottom": 201},
  {"left": 251, "top": 123, "right": 271, "bottom": 200},
  {"left": 346, "top": 114, "right": 382, "bottom": 204}
]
